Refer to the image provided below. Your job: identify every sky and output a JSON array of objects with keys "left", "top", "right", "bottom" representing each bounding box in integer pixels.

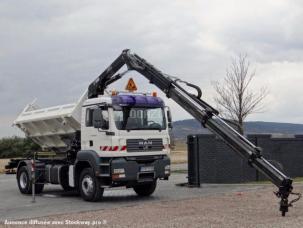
[{"left": 0, "top": 0, "right": 303, "bottom": 137}]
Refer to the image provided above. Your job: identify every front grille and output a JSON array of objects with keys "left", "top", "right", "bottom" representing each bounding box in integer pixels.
[{"left": 127, "top": 138, "right": 163, "bottom": 152}]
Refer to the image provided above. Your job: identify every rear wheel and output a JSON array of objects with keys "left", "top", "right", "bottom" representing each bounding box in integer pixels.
[
  {"left": 79, "top": 168, "right": 104, "bottom": 201},
  {"left": 133, "top": 180, "right": 157, "bottom": 197},
  {"left": 17, "top": 166, "right": 44, "bottom": 194}
]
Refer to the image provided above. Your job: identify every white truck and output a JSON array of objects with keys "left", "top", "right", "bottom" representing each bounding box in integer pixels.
[
  {"left": 13, "top": 86, "right": 171, "bottom": 201},
  {"left": 7, "top": 49, "right": 299, "bottom": 215}
]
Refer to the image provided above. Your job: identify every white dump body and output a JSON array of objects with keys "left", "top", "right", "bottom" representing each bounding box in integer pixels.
[{"left": 14, "top": 92, "right": 87, "bottom": 149}]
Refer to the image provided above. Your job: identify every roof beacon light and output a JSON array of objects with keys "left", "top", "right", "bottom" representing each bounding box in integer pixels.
[
  {"left": 152, "top": 91, "right": 157, "bottom": 97},
  {"left": 111, "top": 90, "right": 118, "bottom": 96}
]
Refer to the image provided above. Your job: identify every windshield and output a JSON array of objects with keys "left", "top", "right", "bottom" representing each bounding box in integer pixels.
[{"left": 114, "top": 106, "right": 166, "bottom": 130}]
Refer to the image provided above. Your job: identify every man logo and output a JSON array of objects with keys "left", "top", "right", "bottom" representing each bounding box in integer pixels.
[{"left": 139, "top": 140, "right": 153, "bottom": 150}]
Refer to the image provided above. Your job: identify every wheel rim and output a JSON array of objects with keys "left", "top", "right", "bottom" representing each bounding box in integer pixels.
[
  {"left": 20, "top": 172, "right": 28, "bottom": 189},
  {"left": 81, "top": 175, "right": 94, "bottom": 196}
]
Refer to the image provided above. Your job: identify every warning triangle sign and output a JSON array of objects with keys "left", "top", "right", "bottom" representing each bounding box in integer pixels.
[{"left": 125, "top": 78, "right": 138, "bottom": 91}]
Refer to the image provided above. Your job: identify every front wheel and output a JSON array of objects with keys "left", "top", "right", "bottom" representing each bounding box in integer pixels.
[
  {"left": 17, "top": 166, "right": 44, "bottom": 194},
  {"left": 133, "top": 180, "right": 157, "bottom": 197},
  {"left": 79, "top": 168, "right": 104, "bottom": 201}
]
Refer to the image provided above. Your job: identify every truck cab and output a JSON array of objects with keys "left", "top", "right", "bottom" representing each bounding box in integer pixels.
[
  {"left": 75, "top": 92, "right": 171, "bottom": 200},
  {"left": 81, "top": 92, "right": 170, "bottom": 156}
]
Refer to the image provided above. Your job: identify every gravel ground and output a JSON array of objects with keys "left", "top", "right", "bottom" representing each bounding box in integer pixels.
[{"left": 3, "top": 184, "right": 302, "bottom": 228}]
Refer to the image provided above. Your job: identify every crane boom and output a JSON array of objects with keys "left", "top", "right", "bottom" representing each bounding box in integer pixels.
[{"left": 88, "top": 49, "right": 299, "bottom": 216}]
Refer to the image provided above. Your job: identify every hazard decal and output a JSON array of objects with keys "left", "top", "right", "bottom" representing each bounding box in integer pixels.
[{"left": 125, "top": 78, "right": 138, "bottom": 91}]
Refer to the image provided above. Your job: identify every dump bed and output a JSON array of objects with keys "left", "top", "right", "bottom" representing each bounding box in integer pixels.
[{"left": 14, "top": 92, "right": 87, "bottom": 150}]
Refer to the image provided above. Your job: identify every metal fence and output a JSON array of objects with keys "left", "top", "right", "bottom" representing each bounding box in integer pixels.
[{"left": 187, "top": 134, "right": 303, "bottom": 184}]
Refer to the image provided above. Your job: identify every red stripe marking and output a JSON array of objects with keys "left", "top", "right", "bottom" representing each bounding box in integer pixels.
[
  {"left": 101, "top": 146, "right": 121, "bottom": 151},
  {"left": 112, "top": 146, "right": 119, "bottom": 151}
]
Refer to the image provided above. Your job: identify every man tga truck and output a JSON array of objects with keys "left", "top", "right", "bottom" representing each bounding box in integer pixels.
[
  {"left": 13, "top": 82, "right": 171, "bottom": 201},
  {"left": 9, "top": 49, "right": 300, "bottom": 215}
]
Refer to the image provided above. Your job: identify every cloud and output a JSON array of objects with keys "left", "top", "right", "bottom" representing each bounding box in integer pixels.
[{"left": 0, "top": 0, "right": 303, "bottom": 137}]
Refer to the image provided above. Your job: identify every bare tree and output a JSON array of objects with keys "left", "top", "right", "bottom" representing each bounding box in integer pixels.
[{"left": 212, "top": 53, "right": 268, "bottom": 135}]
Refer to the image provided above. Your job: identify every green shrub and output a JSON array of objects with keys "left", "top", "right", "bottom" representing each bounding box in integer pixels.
[{"left": 0, "top": 137, "right": 40, "bottom": 158}]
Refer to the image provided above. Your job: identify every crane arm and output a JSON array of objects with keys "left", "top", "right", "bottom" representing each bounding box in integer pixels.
[{"left": 88, "top": 49, "right": 300, "bottom": 216}]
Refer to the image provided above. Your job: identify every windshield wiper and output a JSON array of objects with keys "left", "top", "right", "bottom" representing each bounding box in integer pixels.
[
  {"left": 125, "top": 127, "right": 162, "bottom": 131},
  {"left": 148, "top": 127, "right": 162, "bottom": 131}
]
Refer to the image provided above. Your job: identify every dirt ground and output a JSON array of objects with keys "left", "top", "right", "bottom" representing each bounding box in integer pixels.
[{"left": 5, "top": 184, "right": 302, "bottom": 228}]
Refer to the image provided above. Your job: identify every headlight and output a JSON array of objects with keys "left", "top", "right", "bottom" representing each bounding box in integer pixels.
[{"left": 165, "top": 165, "right": 170, "bottom": 174}]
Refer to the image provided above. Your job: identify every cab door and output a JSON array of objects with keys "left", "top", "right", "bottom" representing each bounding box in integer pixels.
[{"left": 81, "top": 106, "right": 112, "bottom": 154}]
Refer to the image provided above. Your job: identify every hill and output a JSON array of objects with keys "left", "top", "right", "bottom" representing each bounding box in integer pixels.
[{"left": 172, "top": 119, "right": 303, "bottom": 140}]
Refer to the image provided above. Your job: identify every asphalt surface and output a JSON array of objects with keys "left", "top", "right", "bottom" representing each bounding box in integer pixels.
[{"left": 0, "top": 172, "right": 265, "bottom": 221}]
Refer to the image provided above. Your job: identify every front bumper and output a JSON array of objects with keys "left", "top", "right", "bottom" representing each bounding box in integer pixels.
[{"left": 110, "top": 155, "right": 170, "bottom": 182}]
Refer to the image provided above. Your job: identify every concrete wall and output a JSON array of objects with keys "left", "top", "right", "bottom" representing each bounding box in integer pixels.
[{"left": 188, "top": 134, "right": 303, "bottom": 183}]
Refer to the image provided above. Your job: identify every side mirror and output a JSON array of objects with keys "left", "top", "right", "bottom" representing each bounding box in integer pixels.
[
  {"left": 92, "top": 109, "right": 104, "bottom": 129},
  {"left": 166, "top": 108, "right": 173, "bottom": 129}
]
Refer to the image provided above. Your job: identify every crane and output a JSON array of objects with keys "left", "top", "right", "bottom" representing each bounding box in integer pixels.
[{"left": 88, "top": 49, "right": 300, "bottom": 216}]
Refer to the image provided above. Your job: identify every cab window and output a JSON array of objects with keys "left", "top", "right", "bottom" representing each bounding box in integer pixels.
[{"left": 86, "top": 107, "right": 109, "bottom": 130}]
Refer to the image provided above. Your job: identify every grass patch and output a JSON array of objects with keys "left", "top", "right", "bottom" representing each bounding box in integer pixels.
[
  {"left": 170, "top": 150, "right": 187, "bottom": 164},
  {"left": 171, "top": 169, "right": 187, "bottom": 174},
  {"left": 170, "top": 140, "right": 187, "bottom": 164},
  {"left": 172, "top": 140, "right": 187, "bottom": 151}
]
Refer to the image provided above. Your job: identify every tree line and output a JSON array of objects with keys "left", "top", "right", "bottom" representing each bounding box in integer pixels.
[{"left": 0, "top": 137, "right": 40, "bottom": 158}]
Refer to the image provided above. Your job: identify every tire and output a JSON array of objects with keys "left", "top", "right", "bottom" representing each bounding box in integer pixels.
[
  {"left": 79, "top": 168, "right": 104, "bottom": 201},
  {"left": 17, "top": 166, "right": 44, "bottom": 194},
  {"left": 133, "top": 180, "right": 157, "bottom": 197}
]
